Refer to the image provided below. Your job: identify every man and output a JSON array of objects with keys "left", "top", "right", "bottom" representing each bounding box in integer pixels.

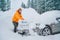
[{"left": 12, "top": 8, "right": 24, "bottom": 33}]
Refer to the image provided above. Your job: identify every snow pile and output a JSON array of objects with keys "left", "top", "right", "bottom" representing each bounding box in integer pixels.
[
  {"left": 39, "top": 10, "right": 60, "bottom": 24},
  {"left": 22, "top": 8, "right": 41, "bottom": 22},
  {"left": 21, "top": 9, "right": 60, "bottom": 28},
  {"left": 20, "top": 8, "right": 41, "bottom": 29},
  {"left": 22, "top": 8, "right": 60, "bottom": 25},
  {"left": 0, "top": 9, "right": 60, "bottom": 40}
]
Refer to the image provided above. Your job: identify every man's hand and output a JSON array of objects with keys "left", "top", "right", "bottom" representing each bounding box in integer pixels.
[{"left": 22, "top": 18, "right": 24, "bottom": 20}]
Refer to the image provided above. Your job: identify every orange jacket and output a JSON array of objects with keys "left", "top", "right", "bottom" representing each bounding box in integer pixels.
[{"left": 12, "top": 10, "right": 24, "bottom": 22}]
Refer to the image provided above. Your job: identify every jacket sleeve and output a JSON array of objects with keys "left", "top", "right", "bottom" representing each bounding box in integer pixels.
[{"left": 19, "top": 15, "right": 24, "bottom": 20}]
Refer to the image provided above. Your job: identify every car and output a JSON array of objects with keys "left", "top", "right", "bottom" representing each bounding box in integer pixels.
[
  {"left": 33, "top": 17, "right": 60, "bottom": 36},
  {"left": 18, "top": 18, "right": 60, "bottom": 36},
  {"left": 42, "top": 17, "right": 60, "bottom": 36}
]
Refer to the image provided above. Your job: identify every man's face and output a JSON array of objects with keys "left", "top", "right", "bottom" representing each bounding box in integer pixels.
[{"left": 19, "top": 9, "right": 22, "bottom": 13}]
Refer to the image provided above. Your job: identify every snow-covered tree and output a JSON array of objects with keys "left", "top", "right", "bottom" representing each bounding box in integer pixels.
[
  {"left": 53, "top": 0, "right": 60, "bottom": 10},
  {"left": 28, "top": 0, "right": 31, "bottom": 7},
  {"left": 0, "top": 0, "right": 10, "bottom": 11},
  {"left": 0, "top": 0, "right": 1, "bottom": 10},
  {"left": 27, "top": 0, "right": 45, "bottom": 14},
  {"left": 37, "top": 0, "right": 45, "bottom": 14},
  {"left": 45, "top": 0, "right": 60, "bottom": 11},
  {"left": 27, "top": 0, "right": 60, "bottom": 14},
  {"left": 21, "top": 2, "right": 26, "bottom": 8}
]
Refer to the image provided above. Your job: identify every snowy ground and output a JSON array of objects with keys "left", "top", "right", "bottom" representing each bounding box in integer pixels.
[{"left": 0, "top": 0, "right": 60, "bottom": 40}]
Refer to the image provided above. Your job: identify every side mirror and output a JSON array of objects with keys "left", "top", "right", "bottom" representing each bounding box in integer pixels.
[{"left": 56, "top": 17, "right": 60, "bottom": 22}]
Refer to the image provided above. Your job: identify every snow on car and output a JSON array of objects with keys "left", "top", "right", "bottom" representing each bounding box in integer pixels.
[
  {"left": 19, "top": 9, "right": 60, "bottom": 36},
  {"left": 38, "top": 10, "right": 60, "bottom": 36}
]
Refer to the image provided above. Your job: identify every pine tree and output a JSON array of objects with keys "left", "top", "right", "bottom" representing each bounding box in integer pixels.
[
  {"left": 1, "top": 0, "right": 10, "bottom": 11},
  {"left": 45, "top": 0, "right": 55, "bottom": 11},
  {"left": 27, "top": 0, "right": 60, "bottom": 14},
  {"left": 54, "top": 0, "right": 60, "bottom": 10},
  {"left": 28, "top": 0, "right": 31, "bottom": 7},
  {"left": 21, "top": 2, "right": 26, "bottom": 8},
  {"left": 45, "top": 0, "right": 60, "bottom": 11},
  {"left": 0, "top": 0, "right": 1, "bottom": 10},
  {"left": 38, "top": 0, "right": 45, "bottom": 14}
]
